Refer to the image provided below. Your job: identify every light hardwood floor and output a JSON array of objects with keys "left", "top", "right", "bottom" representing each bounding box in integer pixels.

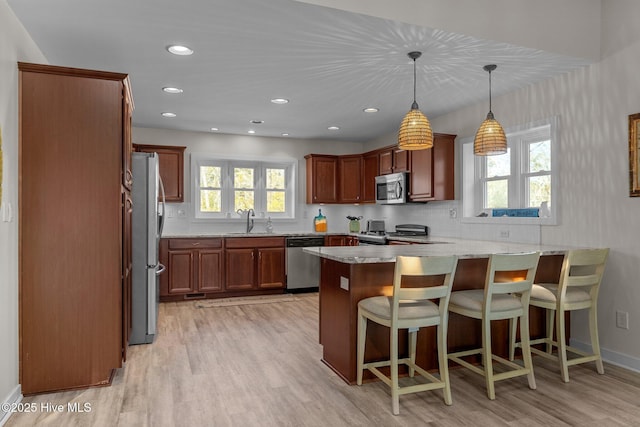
[{"left": 6, "top": 292, "right": 640, "bottom": 426}]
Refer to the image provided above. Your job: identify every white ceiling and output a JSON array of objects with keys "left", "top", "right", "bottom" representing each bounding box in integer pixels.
[{"left": 8, "top": 0, "right": 593, "bottom": 142}]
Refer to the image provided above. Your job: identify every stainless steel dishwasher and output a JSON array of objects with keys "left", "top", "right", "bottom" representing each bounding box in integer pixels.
[{"left": 286, "top": 236, "right": 325, "bottom": 291}]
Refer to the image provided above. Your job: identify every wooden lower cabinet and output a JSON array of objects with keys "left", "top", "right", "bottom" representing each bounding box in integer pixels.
[
  {"left": 226, "top": 237, "right": 286, "bottom": 290},
  {"left": 325, "top": 235, "right": 359, "bottom": 246},
  {"left": 258, "top": 247, "right": 287, "bottom": 289},
  {"left": 160, "top": 236, "right": 285, "bottom": 300},
  {"left": 160, "top": 238, "right": 224, "bottom": 299},
  {"left": 225, "top": 248, "right": 255, "bottom": 290}
]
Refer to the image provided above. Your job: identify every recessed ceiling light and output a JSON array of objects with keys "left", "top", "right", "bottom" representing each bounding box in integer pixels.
[
  {"left": 328, "top": 126, "right": 340, "bottom": 131},
  {"left": 248, "top": 130, "right": 256, "bottom": 134},
  {"left": 281, "top": 133, "right": 289, "bottom": 136},
  {"left": 210, "top": 127, "right": 219, "bottom": 131},
  {"left": 271, "top": 98, "right": 289, "bottom": 104},
  {"left": 249, "top": 120, "right": 264, "bottom": 124},
  {"left": 161, "top": 112, "right": 176, "bottom": 118},
  {"left": 163, "top": 87, "right": 183, "bottom": 94},
  {"left": 363, "top": 107, "right": 379, "bottom": 113},
  {"left": 167, "top": 45, "right": 193, "bottom": 56}
]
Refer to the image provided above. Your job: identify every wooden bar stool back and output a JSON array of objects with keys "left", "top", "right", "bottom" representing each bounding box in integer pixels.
[
  {"left": 447, "top": 252, "right": 540, "bottom": 400},
  {"left": 356, "top": 255, "right": 458, "bottom": 415},
  {"left": 510, "top": 248, "right": 609, "bottom": 382}
]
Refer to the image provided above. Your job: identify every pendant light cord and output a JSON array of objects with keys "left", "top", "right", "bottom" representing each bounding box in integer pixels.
[
  {"left": 413, "top": 57, "right": 417, "bottom": 104},
  {"left": 488, "top": 68, "right": 492, "bottom": 114}
]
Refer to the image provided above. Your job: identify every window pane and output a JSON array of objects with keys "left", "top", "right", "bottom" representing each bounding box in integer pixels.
[
  {"left": 234, "top": 167, "right": 254, "bottom": 189},
  {"left": 529, "top": 140, "right": 551, "bottom": 172},
  {"left": 267, "top": 191, "right": 286, "bottom": 212},
  {"left": 528, "top": 175, "right": 551, "bottom": 208},
  {"left": 234, "top": 190, "right": 254, "bottom": 211},
  {"left": 486, "top": 149, "right": 510, "bottom": 177},
  {"left": 266, "top": 168, "right": 285, "bottom": 189},
  {"left": 200, "top": 190, "right": 221, "bottom": 212},
  {"left": 485, "top": 179, "right": 508, "bottom": 208},
  {"left": 200, "top": 166, "right": 221, "bottom": 187}
]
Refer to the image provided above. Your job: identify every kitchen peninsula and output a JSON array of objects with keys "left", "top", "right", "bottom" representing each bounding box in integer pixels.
[{"left": 304, "top": 238, "right": 571, "bottom": 384}]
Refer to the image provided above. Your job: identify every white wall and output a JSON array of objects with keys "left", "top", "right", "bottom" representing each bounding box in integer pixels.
[
  {"left": 429, "top": 0, "right": 640, "bottom": 368},
  {"left": 0, "top": 0, "right": 46, "bottom": 423}
]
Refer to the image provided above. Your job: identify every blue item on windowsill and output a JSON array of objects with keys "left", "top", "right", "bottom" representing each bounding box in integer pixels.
[{"left": 492, "top": 208, "right": 540, "bottom": 217}]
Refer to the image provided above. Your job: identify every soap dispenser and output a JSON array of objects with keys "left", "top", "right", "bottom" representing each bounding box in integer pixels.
[{"left": 266, "top": 217, "right": 274, "bottom": 233}]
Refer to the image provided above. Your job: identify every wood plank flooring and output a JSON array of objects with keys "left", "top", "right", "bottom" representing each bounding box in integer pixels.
[{"left": 6, "top": 292, "right": 640, "bottom": 426}]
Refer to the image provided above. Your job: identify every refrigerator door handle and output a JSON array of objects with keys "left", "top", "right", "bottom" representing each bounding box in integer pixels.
[
  {"left": 155, "top": 263, "right": 166, "bottom": 275},
  {"left": 158, "top": 176, "right": 166, "bottom": 238}
]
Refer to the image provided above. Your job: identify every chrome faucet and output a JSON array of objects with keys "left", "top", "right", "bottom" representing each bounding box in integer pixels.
[
  {"left": 246, "top": 208, "right": 255, "bottom": 233},
  {"left": 237, "top": 208, "right": 255, "bottom": 233}
]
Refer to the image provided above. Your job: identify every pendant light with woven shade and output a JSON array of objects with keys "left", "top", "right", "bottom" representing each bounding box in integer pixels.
[
  {"left": 474, "top": 64, "right": 507, "bottom": 156},
  {"left": 398, "top": 51, "right": 433, "bottom": 150}
]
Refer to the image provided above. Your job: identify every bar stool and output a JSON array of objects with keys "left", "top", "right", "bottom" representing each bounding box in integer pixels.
[
  {"left": 510, "top": 248, "right": 609, "bottom": 382},
  {"left": 447, "top": 252, "right": 540, "bottom": 400},
  {"left": 356, "top": 255, "right": 458, "bottom": 415}
]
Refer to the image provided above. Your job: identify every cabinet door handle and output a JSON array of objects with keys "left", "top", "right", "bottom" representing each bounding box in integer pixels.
[{"left": 192, "top": 242, "right": 200, "bottom": 246}]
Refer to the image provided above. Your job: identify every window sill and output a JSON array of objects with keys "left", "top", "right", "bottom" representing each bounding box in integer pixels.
[{"left": 461, "top": 216, "right": 557, "bottom": 226}]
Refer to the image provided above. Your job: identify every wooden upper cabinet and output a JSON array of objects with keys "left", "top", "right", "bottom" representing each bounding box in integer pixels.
[
  {"left": 408, "top": 133, "right": 456, "bottom": 202},
  {"left": 361, "top": 151, "right": 379, "bottom": 203},
  {"left": 393, "top": 148, "right": 410, "bottom": 173},
  {"left": 305, "top": 154, "right": 338, "bottom": 203},
  {"left": 338, "top": 155, "right": 362, "bottom": 203},
  {"left": 379, "top": 147, "right": 409, "bottom": 175},
  {"left": 134, "top": 144, "right": 185, "bottom": 202}
]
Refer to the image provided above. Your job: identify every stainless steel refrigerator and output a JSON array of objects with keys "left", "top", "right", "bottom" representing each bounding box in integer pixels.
[{"left": 130, "top": 152, "right": 165, "bottom": 344}]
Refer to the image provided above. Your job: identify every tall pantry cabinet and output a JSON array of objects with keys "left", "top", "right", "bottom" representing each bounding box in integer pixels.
[{"left": 18, "top": 63, "right": 133, "bottom": 394}]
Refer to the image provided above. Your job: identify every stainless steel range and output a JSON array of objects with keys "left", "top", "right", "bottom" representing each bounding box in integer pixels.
[
  {"left": 386, "top": 224, "right": 429, "bottom": 238},
  {"left": 358, "top": 223, "right": 430, "bottom": 245},
  {"left": 358, "top": 219, "right": 387, "bottom": 245}
]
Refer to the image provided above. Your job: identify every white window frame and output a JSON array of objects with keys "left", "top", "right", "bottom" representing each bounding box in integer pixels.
[
  {"left": 462, "top": 116, "right": 558, "bottom": 225},
  {"left": 192, "top": 153, "right": 296, "bottom": 220}
]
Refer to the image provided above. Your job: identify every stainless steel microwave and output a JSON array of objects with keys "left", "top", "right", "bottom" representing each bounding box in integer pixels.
[{"left": 375, "top": 172, "right": 407, "bottom": 204}]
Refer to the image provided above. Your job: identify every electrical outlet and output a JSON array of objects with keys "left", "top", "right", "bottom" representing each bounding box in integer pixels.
[
  {"left": 499, "top": 230, "right": 510, "bottom": 238},
  {"left": 616, "top": 311, "right": 629, "bottom": 329},
  {"left": 449, "top": 208, "right": 457, "bottom": 219}
]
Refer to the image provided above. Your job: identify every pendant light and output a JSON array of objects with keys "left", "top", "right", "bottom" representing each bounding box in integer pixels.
[
  {"left": 474, "top": 64, "right": 507, "bottom": 156},
  {"left": 398, "top": 51, "right": 433, "bottom": 150}
]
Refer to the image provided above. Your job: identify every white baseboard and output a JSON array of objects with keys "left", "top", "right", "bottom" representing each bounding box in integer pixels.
[
  {"left": 0, "top": 385, "right": 22, "bottom": 427},
  {"left": 571, "top": 338, "right": 640, "bottom": 374}
]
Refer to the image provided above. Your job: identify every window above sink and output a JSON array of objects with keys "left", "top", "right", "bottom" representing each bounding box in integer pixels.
[{"left": 192, "top": 153, "right": 297, "bottom": 220}]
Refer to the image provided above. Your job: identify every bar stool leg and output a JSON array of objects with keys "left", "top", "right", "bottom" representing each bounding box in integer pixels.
[
  {"left": 556, "top": 308, "right": 570, "bottom": 383},
  {"left": 589, "top": 305, "right": 604, "bottom": 375},
  {"left": 520, "top": 311, "right": 536, "bottom": 390},
  {"left": 438, "top": 322, "right": 453, "bottom": 405},
  {"left": 408, "top": 330, "right": 417, "bottom": 377},
  {"left": 482, "top": 317, "right": 496, "bottom": 400},
  {"left": 391, "top": 327, "right": 400, "bottom": 415},
  {"left": 356, "top": 309, "right": 367, "bottom": 386}
]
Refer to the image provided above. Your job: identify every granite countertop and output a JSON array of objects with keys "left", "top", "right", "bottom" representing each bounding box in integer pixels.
[
  {"left": 161, "top": 232, "right": 346, "bottom": 239},
  {"left": 302, "top": 237, "right": 574, "bottom": 264}
]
